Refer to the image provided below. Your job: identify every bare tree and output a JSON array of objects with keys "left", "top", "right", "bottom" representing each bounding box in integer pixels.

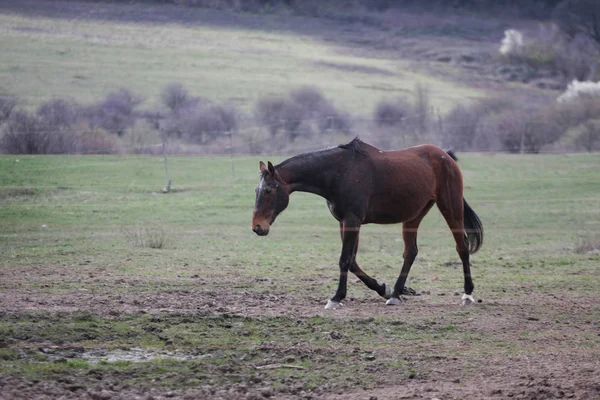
[
  {"left": 576, "top": 120, "right": 600, "bottom": 151},
  {"left": 554, "top": 0, "right": 600, "bottom": 47}
]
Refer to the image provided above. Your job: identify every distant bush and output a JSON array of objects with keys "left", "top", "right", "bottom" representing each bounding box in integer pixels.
[
  {"left": 499, "top": 24, "right": 600, "bottom": 83},
  {"left": 255, "top": 86, "right": 351, "bottom": 143},
  {"left": 441, "top": 96, "right": 569, "bottom": 153},
  {"left": 557, "top": 80, "right": 600, "bottom": 102},
  {"left": 554, "top": 34, "right": 600, "bottom": 82},
  {"left": 553, "top": 95, "right": 600, "bottom": 151},
  {"left": 554, "top": 0, "right": 600, "bottom": 48},
  {"left": 0, "top": 97, "right": 83, "bottom": 154},
  {"left": 1, "top": 110, "right": 77, "bottom": 154},
  {"left": 575, "top": 120, "right": 600, "bottom": 151},
  {"left": 161, "top": 82, "right": 190, "bottom": 113},
  {"left": 316, "top": 103, "right": 352, "bottom": 135},
  {"left": 289, "top": 86, "right": 327, "bottom": 117},
  {"left": 1, "top": 110, "right": 49, "bottom": 154},
  {"left": 256, "top": 96, "right": 305, "bottom": 141},
  {"left": 86, "top": 89, "right": 143, "bottom": 136},
  {"left": 181, "top": 103, "right": 239, "bottom": 144},
  {"left": 442, "top": 98, "right": 512, "bottom": 150},
  {"left": 37, "top": 98, "right": 79, "bottom": 131},
  {"left": 489, "top": 108, "right": 563, "bottom": 153},
  {"left": 77, "top": 129, "right": 123, "bottom": 154},
  {"left": 0, "top": 97, "right": 17, "bottom": 123},
  {"left": 499, "top": 29, "right": 524, "bottom": 56},
  {"left": 374, "top": 98, "right": 411, "bottom": 128}
]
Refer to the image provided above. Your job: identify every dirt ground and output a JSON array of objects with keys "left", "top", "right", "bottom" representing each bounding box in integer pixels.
[{"left": 1, "top": 265, "right": 599, "bottom": 400}]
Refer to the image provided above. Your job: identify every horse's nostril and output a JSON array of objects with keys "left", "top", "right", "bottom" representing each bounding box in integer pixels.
[{"left": 253, "top": 225, "right": 261, "bottom": 233}]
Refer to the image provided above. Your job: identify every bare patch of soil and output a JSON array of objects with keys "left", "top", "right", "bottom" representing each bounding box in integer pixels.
[{"left": 1, "top": 263, "right": 599, "bottom": 399}]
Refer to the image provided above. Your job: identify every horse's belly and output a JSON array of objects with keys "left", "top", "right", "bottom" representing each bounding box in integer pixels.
[{"left": 364, "top": 194, "right": 429, "bottom": 224}]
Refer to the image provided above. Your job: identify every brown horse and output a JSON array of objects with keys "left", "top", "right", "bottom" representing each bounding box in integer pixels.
[{"left": 252, "top": 138, "right": 483, "bottom": 309}]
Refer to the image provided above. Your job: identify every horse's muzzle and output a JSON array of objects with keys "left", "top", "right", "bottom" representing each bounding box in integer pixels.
[{"left": 252, "top": 224, "right": 269, "bottom": 236}]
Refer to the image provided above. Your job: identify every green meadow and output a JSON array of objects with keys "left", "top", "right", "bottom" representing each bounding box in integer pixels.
[
  {"left": 0, "top": 152, "right": 599, "bottom": 397},
  {"left": 1, "top": 1, "right": 600, "bottom": 397}
]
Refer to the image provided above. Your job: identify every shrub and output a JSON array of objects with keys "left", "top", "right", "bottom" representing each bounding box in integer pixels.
[
  {"left": 484, "top": 107, "right": 564, "bottom": 153},
  {"left": 499, "top": 24, "right": 599, "bottom": 82},
  {"left": 442, "top": 105, "right": 480, "bottom": 150},
  {"left": 289, "top": 86, "right": 327, "bottom": 117},
  {"left": 575, "top": 120, "right": 600, "bottom": 151},
  {"left": 499, "top": 29, "right": 524, "bottom": 56},
  {"left": 256, "top": 87, "right": 352, "bottom": 143},
  {"left": 181, "top": 103, "right": 239, "bottom": 144},
  {"left": 554, "top": 0, "right": 600, "bottom": 47},
  {"left": 161, "top": 82, "right": 189, "bottom": 113},
  {"left": 442, "top": 97, "right": 513, "bottom": 150},
  {"left": 77, "top": 129, "right": 123, "bottom": 154},
  {"left": 121, "top": 225, "right": 168, "bottom": 249},
  {"left": 255, "top": 95, "right": 306, "bottom": 142},
  {"left": 1, "top": 110, "right": 50, "bottom": 154},
  {"left": 0, "top": 97, "right": 17, "bottom": 123},
  {"left": 554, "top": 34, "right": 600, "bottom": 82},
  {"left": 86, "top": 88, "right": 143, "bottom": 136},
  {"left": 1, "top": 97, "right": 87, "bottom": 154},
  {"left": 557, "top": 80, "right": 600, "bottom": 103},
  {"left": 317, "top": 103, "right": 352, "bottom": 135},
  {"left": 36, "top": 98, "right": 79, "bottom": 129},
  {"left": 374, "top": 98, "right": 412, "bottom": 127}
]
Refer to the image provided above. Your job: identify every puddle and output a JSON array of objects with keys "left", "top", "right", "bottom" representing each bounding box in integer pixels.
[{"left": 38, "top": 346, "right": 218, "bottom": 364}]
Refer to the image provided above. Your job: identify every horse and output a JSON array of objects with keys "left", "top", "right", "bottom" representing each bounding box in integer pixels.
[{"left": 251, "top": 138, "right": 483, "bottom": 309}]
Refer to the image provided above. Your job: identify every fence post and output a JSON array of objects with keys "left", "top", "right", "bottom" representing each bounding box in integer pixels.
[
  {"left": 228, "top": 130, "right": 235, "bottom": 179},
  {"left": 162, "top": 137, "right": 171, "bottom": 193}
]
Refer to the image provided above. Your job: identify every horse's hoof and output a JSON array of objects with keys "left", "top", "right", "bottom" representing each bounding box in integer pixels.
[
  {"left": 325, "top": 300, "right": 342, "bottom": 310},
  {"left": 461, "top": 294, "right": 476, "bottom": 306},
  {"left": 385, "top": 297, "right": 402, "bottom": 306},
  {"left": 382, "top": 283, "right": 392, "bottom": 299}
]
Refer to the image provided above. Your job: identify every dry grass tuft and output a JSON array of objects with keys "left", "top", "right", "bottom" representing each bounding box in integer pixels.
[
  {"left": 575, "top": 237, "right": 600, "bottom": 254},
  {"left": 121, "top": 225, "right": 169, "bottom": 249}
]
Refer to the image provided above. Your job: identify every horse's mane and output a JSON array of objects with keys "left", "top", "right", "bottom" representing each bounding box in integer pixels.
[
  {"left": 338, "top": 137, "right": 368, "bottom": 155},
  {"left": 445, "top": 149, "right": 458, "bottom": 161}
]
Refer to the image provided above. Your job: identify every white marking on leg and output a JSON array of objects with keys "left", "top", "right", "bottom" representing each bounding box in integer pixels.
[
  {"left": 385, "top": 297, "right": 402, "bottom": 306},
  {"left": 461, "top": 293, "right": 475, "bottom": 306},
  {"left": 324, "top": 300, "right": 342, "bottom": 310}
]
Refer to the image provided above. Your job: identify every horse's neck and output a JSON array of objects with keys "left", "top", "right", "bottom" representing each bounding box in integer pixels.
[{"left": 279, "top": 152, "right": 340, "bottom": 199}]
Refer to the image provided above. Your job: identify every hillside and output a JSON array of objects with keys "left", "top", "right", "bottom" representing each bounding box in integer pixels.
[
  {"left": 2, "top": 0, "right": 599, "bottom": 154},
  {"left": 0, "top": 0, "right": 545, "bottom": 113}
]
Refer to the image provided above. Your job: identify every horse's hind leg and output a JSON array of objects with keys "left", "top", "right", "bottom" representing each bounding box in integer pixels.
[
  {"left": 387, "top": 201, "right": 435, "bottom": 305},
  {"left": 437, "top": 199, "right": 475, "bottom": 306}
]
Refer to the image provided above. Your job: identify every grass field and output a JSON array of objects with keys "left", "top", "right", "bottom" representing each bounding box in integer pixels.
[
  {"left": 1, "top": 151, "right": 599, "bottom": 398},
  {"left": 1, "top": 1, "right": 599, "bottom": 398},
  {"left": 0, "top": 0, "right": 490, "bottom": 115}
]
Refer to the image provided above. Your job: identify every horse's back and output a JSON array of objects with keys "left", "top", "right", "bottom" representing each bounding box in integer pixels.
[{"left": 361, "top": 145, "right": 452, "bottom": 223}]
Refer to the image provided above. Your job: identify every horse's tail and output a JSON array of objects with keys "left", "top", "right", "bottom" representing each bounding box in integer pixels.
[
  {"left": 444, "top": 149, "right": 483, "bottom": 253},
  {"left": 463, "top": 199, "right": 483, "bottom": 254}
]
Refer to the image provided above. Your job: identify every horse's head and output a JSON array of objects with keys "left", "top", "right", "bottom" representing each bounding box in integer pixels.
[{"left": 252, "top": 161, "right": 290, "bottom": 236}]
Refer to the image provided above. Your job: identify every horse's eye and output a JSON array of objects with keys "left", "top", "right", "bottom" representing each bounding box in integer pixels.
[{"left": 264, "top": 187, "right": 272, "bottom": 194}]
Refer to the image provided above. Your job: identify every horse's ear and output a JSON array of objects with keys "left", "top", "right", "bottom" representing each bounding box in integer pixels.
[
  {"left": 267, "top": 161, "right": 275, "bottom": 176},
  {"left": 259, "top": 161, "right": 267, "bottom": 173}
]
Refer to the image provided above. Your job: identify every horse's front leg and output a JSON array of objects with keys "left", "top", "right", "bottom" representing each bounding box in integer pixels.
[{"left": 325, "top": 217, "right": 361, "bottom": 310}]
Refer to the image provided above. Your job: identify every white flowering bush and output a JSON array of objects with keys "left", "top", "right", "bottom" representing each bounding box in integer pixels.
[
  {"left": 557, "top": 80, "right": 600, "bottom": 102},
  {"left": 499, "top": 29, "right": 524, "bottom": 56}
]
